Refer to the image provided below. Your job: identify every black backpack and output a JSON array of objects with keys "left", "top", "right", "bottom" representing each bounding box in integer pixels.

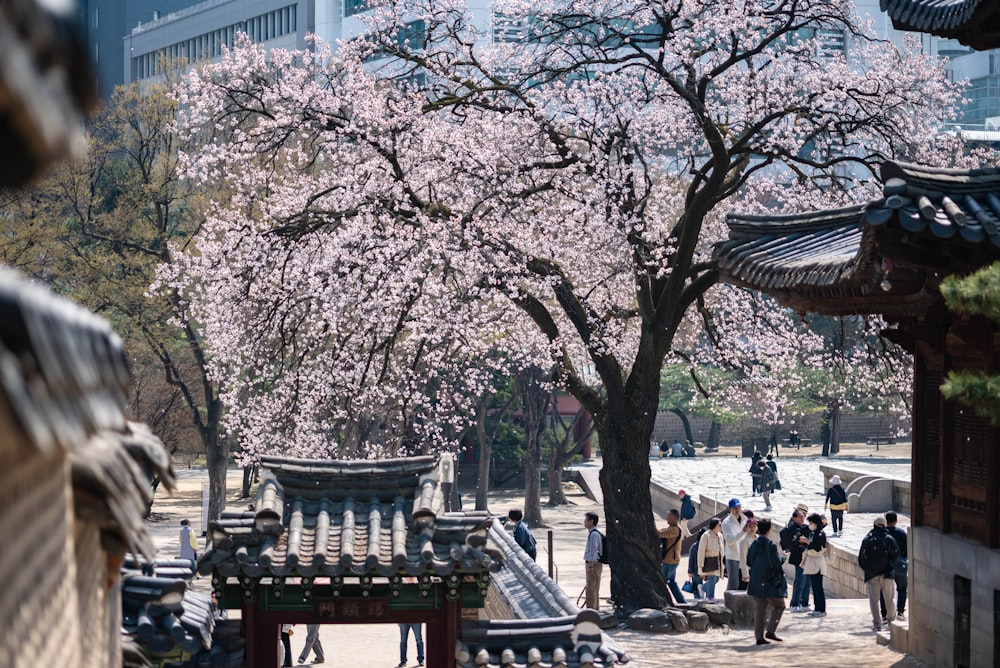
[
  {"left": 594, "top": 529, "right": 610, "bottom": 564},
  {"left": 859, "top": 531, "right": 898, "bottom": 573}
]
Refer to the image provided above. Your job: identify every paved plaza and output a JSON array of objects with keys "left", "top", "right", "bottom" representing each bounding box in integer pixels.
[{"left": 145, "top": 441, "right": 923, "bottom": 666}]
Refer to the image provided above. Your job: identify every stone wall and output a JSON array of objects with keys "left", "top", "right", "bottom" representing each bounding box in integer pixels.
[
  {"left": 652, "top": 411, "right": 911, "bottom": 445},
  {"left": 907, "top": 526, "right": 1000, "bottom": 667}
]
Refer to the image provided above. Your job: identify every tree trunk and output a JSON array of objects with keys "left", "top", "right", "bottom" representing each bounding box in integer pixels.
[
  {"left": 707, "top": 421, "right": 721, "bottom": 449},
  {"left": 204, "top": 397, "right": 228, "bottom": 524},
  {"left": 670, "top": 408, "right": 694, "bottom": 444},
  {"left": 547, "top": 448, "right": 568, "bottom": 505},
  {"left": 474, "top": 395, "right": 492, "bottom": 512},
  {"left": 524, "top": 435, "right": 542, "bottom": 525}
]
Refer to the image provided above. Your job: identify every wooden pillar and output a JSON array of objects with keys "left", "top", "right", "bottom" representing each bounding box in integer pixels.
[
  {"left": 244, "top": 602, "right": 279, "bottom": 668},
  {"left": 425, "top": 600, "right": 460, "bottom": 667}
]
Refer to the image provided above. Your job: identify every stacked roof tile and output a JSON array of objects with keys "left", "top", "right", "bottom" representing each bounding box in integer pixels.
[
  {"left": 202, "top": 454, "right": 499, "bottom": 579},
  {"left": 881, "top": 0, "right": 1000, "bottom": 48},
  {"left": 714, "top": 161, "right": 1000, "bottom": 316}
]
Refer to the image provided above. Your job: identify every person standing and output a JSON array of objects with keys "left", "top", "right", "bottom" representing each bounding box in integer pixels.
[
  {"left": 397, "top": 623, "right": 424, "bottom": 667},
  {"left": 780, "top": 507, "right": 812, "bottom": 612},
  {"left": 179, "top": 518, "right": 198, "bottom": 563},
  {"left": 749, "top": 451, "right": 764, "bottom": 495},
  {"left": 678, "top": 489, "right": 696, "bottom": 538},
  {"left": 687, "top": 528, "right": 707, "bottom": 600},
  {"left": 508, "top": 508, "right": 537, "bottom": 561},
  {"left": 280, "top": 625, "right": 293, "bottom": 668},
  {"left": 882, "top": 511, "right": 908, "bottom": 621},
  {"left": 698, "top": 519, "right": 725, "bottom": 602},
  {"left": 801, "top": 514, "right": 828, "bottom": 617},
  {"left": 747, "top": 518, "right": 787, "bottom": 645},
  {"left": 583, "top": 512, "right": 604, "bottom": 610},
  {"left": 858, "top": 516, "right": 900, "bottom": 631},
  {"left": 297, "top": 624, "right": 324, "bottom": 664},
  {"left": 657, "top": 509, "right": 686, "bottom": 604},
  {"left": 824, "top": 475, "right": 848, "bottom": 537},
  {"left": 721, "top": 498, "right": 748, "bottom": 590}
]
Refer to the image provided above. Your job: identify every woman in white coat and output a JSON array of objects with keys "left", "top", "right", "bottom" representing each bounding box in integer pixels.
[
  {"left": 801, "top": 513, "right": 829, "bottom": 617},
  {"left": 698, "top": 518, "right": 726, "bottom": 602}
]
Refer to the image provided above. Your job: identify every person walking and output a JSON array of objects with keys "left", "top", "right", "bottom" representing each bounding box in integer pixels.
[
  {"left": 801, "top": 513, "right": 828, "bottom": 617},
  {"left": 858, "top": 516, "right": 900, "bottom": 631},
  {"left": 721, "top": 498, "right": 749, "bottom": 590},
  {"left": 657, "top": 509, "right": 686, "bottom": 604},
  {"left": 297, "top": 624, "right": 325, "bottom": 664},
  {"left": 749, "top": 451, "right": 764, "bottom": 495},
  {"left": 508, "top": 508, "right": 537, "bottom": 560},
  {"left": 882, "top": 511, "right": 908, "bottom": 621},
  {"left": 583, "top": 512, "right": 604, "bottom": 610},
  {"left": 824, "top": 475, "right": 848, "bottom": 537},
  {"left": 179, "top": 518, "right": 198, "bottom": 563},
  {"left": 397, "top": 623, "right": 424, "bottom": 667},
  {"left": 697, "top": 518, "right": 725, "bottom": 602},
  {"left": 678, "top": 489, "right": 696, "bottom": 538},
  {"left": 747, "top": 518, "right": 787, "bottom": 645},
  {"left": 756, "top": 459, "right": 777, "bottom": 511}
]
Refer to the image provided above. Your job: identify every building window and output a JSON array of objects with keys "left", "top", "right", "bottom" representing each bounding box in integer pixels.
[{"left": 93, "top": 7, "right": 99, "bottom": 29}]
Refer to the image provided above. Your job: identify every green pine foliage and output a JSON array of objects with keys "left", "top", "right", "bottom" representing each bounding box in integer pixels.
[{"left": 939, "top": 262, "right": 1000, "bottom": 425}]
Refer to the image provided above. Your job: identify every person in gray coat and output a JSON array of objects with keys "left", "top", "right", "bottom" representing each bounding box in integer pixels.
[{"left": 747, "top": 518, "right": 787, "bottom": 645}]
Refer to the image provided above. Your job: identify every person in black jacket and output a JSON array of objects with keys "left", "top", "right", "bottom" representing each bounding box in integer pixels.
[
  {"left": 747, "top": 518, "right": 787, "bottom": 645},
  {"left": 881, "top": 511, "right": 909, "bottom": 621},
  {"left": 858, "top": 516, "right": 900, "bottom": 630}
]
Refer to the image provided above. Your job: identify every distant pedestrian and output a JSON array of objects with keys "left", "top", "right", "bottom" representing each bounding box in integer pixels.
[
  {"left": 298, "top": 624, "right": 325, "bottom": 664},
  {"left": 881, "top": 511, "right": 908, "bottom": 621},
  {"left": 766, "top": 454, "right": 779, "bottom": 490},
  {"left": 697, "top": 519, "right": 725, "bottom": 602},
  {"left": 749, "top": 451, "right": 764, "bottom": 495},
  {"left": 670, "top": 440, "right": 683, "bottom": 457},
  {"left": 801, "top": 513, "right": 828, "bottom": 617},
  {"left": 824, "top": 475, "right": 848, "bottom": 537},
  {"left": 678, "top": 489, "right": 696, "bottom": 537},
  {"left": 756, "top": 460, "right": 777, "bottom": 511},
  {"left": 508, "top": 509, "right": 537, "bottom": 560},
  {"left": 721, "top": 498, "right": 749, "bottom": 590},
  {"left": 179, "top": 518, "right": 198, "bottom": 563},
  {"left": 397, "top": 623, "right": 424, "bottom": 667},
  {"left": 747, "top": 518, "right": 786, "bottom": 645},
  {"left": 583, "top": 512, "right": 604, "bottom": 610},
  {"left": 858, "top": 516, "right": 900, "bottom": 631},
  {"left": 657, "top": 509, "right": 686, "bottom": 604}
]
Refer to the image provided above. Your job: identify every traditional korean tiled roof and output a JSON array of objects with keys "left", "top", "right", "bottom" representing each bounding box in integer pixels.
[
  {"left": 881, "top": 0, "right": 1000, "bottom": 49},
  {"left": 72, "top": 422, "right": 176, "bottom": 559},
  {"left": 713, "top": 160, "right": 1000, "bottom": 317},
  {"left": 0, "top": 267, "right": 133, "bottom": 454},
  {"left": 457, "top": 610, "right": 629, "bottom": 668},
  {"left": 458, "top": 520, "right": 629, "bottom": 668},
  {"left": 121, "top": 556, "right": 245, "bottom": 666},
  {"left": 202, "top": 453, "right": 499, "bottom": 578}
]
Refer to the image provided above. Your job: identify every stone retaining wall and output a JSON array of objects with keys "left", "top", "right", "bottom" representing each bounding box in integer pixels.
[{"left": 817, "top": 464, "right": 910, "bottom": 514}]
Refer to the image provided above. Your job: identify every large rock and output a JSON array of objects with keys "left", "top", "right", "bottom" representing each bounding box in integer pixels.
[
  {"left": 665, "top": 608, "right": 689, "bottom": 633},
  {"left": 684, "top": 610, "right": 710, "bottom": 631},
  {"left": 723, "top": 590, "right": 754, "bottom": 626},
  {"left": 598, "top": 610, "right": 619, "bottom": 629},
  {"left": 626, "top": 608, "right": 673, "bottom": 633},
  {"left": 695, "top": 601, "right": 733, "bottom": 626}
]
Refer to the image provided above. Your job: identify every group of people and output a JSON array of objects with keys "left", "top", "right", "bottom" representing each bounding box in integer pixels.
[{"left": 650, "top": 488, "right": 908, "bottom": 646}]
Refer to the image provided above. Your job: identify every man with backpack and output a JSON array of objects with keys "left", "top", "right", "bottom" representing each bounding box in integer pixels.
[
  {"left": 508, "top": 508, "right": 537, "bottom": 561},
  {"left": 657, "top": 509, "right": 687, "bottom": 604},
  {"left": 858, "top": 516, "right": 901, "bottom": 630},
  {"left": 583, "top": 512, "right": 605, "bottom": 610}
]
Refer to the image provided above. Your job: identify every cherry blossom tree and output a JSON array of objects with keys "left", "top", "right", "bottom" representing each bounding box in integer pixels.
[{"left": 166, "top": 0, "right": 969, "bottom": 611}]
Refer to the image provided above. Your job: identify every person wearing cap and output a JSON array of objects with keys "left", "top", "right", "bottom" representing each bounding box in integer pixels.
[
  {"left": 824, "top": 475, "right": 848, "bottom": 537},
  {"left": 179, "top": 518, "right": 198, "bottom": 563},
  {"left": 657, "top": 509, "right": 687, "bottom": 605},
  {"left": 678, "top": 489, "right": 696, "bottom": 538},
  {"left": 858, "top": 516, "right": 900, "bottom": 631},
  {"left": 721, "top": 498, "right": 748, "bottom": 590}
]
